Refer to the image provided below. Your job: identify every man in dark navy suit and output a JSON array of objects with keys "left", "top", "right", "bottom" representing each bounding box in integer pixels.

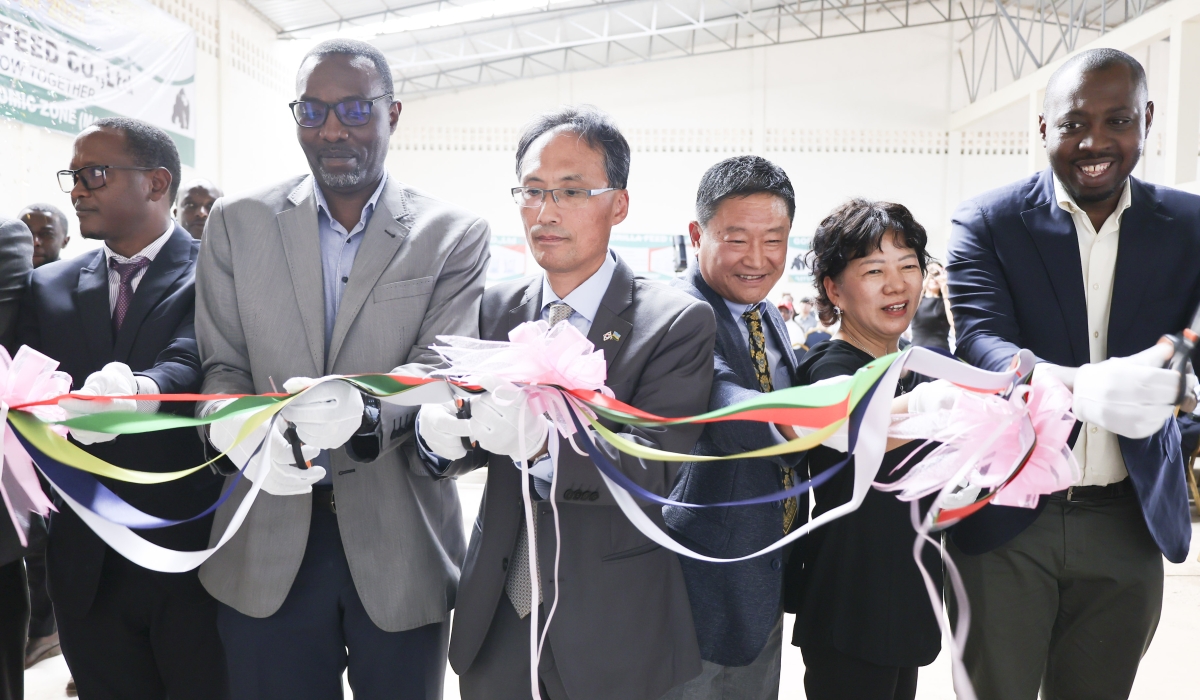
[
  {"left": 662, "top": 155, "right": 802, "bottom": 700},
  {"left": 947, "top": 49, "right": 1200, "bottom": 700},
  {"left": 18, "top": 117, "right": 228, "bottom": 699}
]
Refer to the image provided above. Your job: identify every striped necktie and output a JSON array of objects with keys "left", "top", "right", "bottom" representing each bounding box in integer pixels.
[{"left": 743, "top": 307, "right": 799, "bottom": 534}]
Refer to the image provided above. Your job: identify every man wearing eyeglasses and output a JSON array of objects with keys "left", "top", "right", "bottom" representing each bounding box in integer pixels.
[
  {"left": 193, "top": 39, "right": 490, "bottom": 700},
  {"left": 417, "top": 106, "right": 712, "bottom": 700},
  {"left": 20, "top": 117, "right": 228, "bottom": 699}
]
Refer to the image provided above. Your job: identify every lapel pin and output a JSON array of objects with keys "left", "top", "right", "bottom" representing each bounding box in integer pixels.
[{"left": 603, "top": 331, "right": 621, "bottom": 342}]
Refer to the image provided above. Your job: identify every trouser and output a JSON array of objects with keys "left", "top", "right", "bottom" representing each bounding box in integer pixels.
[
  {"left": 800, "top": 644, "right": 917, "bottom": 700},
  {"left": 458, "top": 597, "right": 571, "bottom": 700},
  {"left": 658, "top": 614, "right": 783, "bottom": 700},
  {"left": 26, "top": 515, "right": 55, "bottom": 639},
  {"left": 948, "top": 491, "right": 1163, "bottom": 700},
  {"left": 56, "top": 552, "right": 229, "bottom": 700},
  {"left": 217, "top": 503, "right": 449, "bottom": 700},
  {"left": 0, "top": 560, "right": 27, "bottom": 700}
]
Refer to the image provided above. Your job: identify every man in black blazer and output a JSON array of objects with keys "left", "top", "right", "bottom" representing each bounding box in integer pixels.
[
  {"left": 0, "top": 217, "right": 34, "bottom": 700},
  {"left": 18, "top": 117, "right": 228, "bottom": 699},
  {"left": 947, "top": 49, "right": 1198, "bottom": 699},
  {"left": 663, "top": 156, "right": 802, "bottom": 700}
]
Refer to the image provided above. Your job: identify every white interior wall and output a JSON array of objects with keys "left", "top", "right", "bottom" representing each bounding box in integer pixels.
[{"left": 0, "top": 7, "right": 1182, "bottom": 297}]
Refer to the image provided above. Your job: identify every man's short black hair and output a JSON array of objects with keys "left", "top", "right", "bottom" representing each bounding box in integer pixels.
[
  {"left": 695, "top": 155, "right": 795, "bottom": 227},
  {"left": 301, "top": 39, "right": 394, "bottom": 95},
  {"left": 20, "top": 203, "right": 68, "bottom": 233},
  {"left": 91, "top": 117, "right": 182, "bottom": 200},
  {"left": 1045, "top": 48, "right": 1148, "bottom": 109},
  {"left": 515, "top": 105, "right": 630, "bottom": 189}
]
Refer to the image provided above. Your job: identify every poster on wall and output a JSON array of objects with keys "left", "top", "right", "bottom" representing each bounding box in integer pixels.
[
  {"left": 0, "top": 0, "right": 196, "bottom": 165},
  {"left": 787, "top": 233, "right": 813, "bottom": 288},
  {"left": 610, "top": 233, "right": 680, "bottom": 280}
]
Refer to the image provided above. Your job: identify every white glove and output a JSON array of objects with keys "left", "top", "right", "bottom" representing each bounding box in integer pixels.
[
  {"left": 417, "top": 402, "right": 472, "bottom": 461},
  {"left": 469, "top": 390, "right": 548, "bottom": 462},
  {"left": 1051, "top": 343, "right": 1191, "bottom": 439},
  {"left": 59, "top": 363, "right": 139, "bottom": 445},
  {"left": 280, "top": 377, "right": 365, "bottom": 450},
  {"left": 208, "top": 401, "right": 324, "bottom": 496},
  {"left": 907, "top": 379, "right": 964, "bottom": 414}
]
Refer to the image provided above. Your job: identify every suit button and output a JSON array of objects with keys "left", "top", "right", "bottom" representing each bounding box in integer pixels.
[
  {"left": 770, "top": 558, "right": 782, "bottom": 571},
  {"left": 501, "top": 557, "right": 508, "bottom": 572},
  {"left": 771, "top": 501, "right": 781, "bottom": 510}
]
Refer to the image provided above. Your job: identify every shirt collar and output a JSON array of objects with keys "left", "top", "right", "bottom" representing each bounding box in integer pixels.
[
  {"left": 313, "top": 172, "right": 389, "bottom": 237},
  {"left": 540, "top": 250, "right": 618, "bottom": 324},
  {"left": 1053, "top": 175, "right": 1132, "bottom": 225},
  {"left": 723, "top": 297, "right": 767, "bottom": 321},
  {"left": 103, "top": 222, "right": 174, "bottom": 264}
]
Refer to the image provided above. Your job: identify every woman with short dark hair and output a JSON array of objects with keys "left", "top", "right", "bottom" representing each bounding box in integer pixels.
[{"left": 784, "top": 198, "right": 944, "bottom": 700}]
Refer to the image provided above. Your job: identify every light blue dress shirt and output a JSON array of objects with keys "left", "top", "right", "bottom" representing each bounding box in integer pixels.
[
  {"left": 310, "top": 173, "right": 388, "bottom": 483},
  {"left": 313, "top": 173, "right": 389, "bottom": 356},
  {"left": 538, "top": 249, "right": 618, "bottom": 333}
]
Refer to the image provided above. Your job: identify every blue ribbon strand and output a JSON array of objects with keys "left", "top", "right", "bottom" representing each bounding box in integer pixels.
[{"left": 563, "top": 375, "right": 881, "bottom": 509}]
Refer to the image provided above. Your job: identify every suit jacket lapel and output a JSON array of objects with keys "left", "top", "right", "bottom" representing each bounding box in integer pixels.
[
  {"left": 112, "top": 226, "right": 193, "bottom": 362},
  {"left": 762, "top": 302, "right": 800, "bottom": 378},
  {"left": 504, "top": 280, "right": 542, "bottom": 334},
  {"left": 1020, "top": 170, "right": 1090, "bottom": 366},
  {"left": 73, "top": 252, "right": 113, "bottom": 374},
  {"left": 589, "top": 258, "right": 635, "bottom": 374},
  {"left": 328, "top": 181, "right": 410, "bottom": 369},
  {"left": 688, "top": 266, "right": 758, "bottom": 386},
  {"left": 1109, "top": 179, "right": 1171, "bottom": 351},
  {"left": 276, "top": 177, "right": 327, "bottom": 374}
]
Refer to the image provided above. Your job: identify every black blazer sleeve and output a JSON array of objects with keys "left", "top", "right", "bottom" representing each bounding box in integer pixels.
[{"left": 0, "top": 217, "right": 33, "bottom": 354}]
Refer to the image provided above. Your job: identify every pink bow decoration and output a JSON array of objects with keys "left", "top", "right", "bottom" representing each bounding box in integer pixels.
[
  {"left": 0, "top": 346, "right": 70, "bottom": 547},
  {"left": 879, "top": 375, "right": 1078, "bottom": 512},
  {"left": 432, "top": 320, "right": 611, "bottom": 436}
]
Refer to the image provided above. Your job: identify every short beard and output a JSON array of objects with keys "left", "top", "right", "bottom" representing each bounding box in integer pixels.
[
  {"left": 315, "top": 165, "right": 367, "bottom": 190},
  {"left": 1069, "top": 181, "right": 1123, "bottom": 204}
]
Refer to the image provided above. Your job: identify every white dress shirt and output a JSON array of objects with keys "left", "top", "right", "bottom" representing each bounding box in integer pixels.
[
  {"left": 100, "top": 222, "right": 175, "bottom": 408},
  {"left": 1053, "top": 176, "right": 1132, "bottom": 486},
  {"left": 102, "top": 223, "right": 174, "bottom": 314}
]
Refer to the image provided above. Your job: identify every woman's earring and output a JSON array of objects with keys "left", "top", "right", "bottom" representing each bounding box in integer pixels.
[{"left": 834, "top": 306, "right": 841, "bottom": 317}]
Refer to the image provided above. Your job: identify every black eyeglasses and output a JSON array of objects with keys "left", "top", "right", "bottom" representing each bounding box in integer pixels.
[
  {"left": 289, "top": 94, "right": 394, "bottom": 128},
  {"left": 57, "top": 165, "right": 159, "bottom": 193}
]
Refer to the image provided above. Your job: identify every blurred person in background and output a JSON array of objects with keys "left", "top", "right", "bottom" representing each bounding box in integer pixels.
[
  {"left": 776, "top": 299, "right": 805, "bottom": 347},
  {"left": 173, "top": 178, "right": 223, "bottom": 240},
  {"left": 796, "top": 296, "right": 819, "bottom": 334},
  {"left": 20, "top": 204, "right": 70, "bottom": 268},
  {"left": 0, "top": 216, "right": 34, "bottom": 700},
  {"left": 909, "top": 261, "right": 953, "bottom": 352}
]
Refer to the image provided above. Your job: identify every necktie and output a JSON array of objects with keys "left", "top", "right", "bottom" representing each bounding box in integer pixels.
[
  {"left": 110, "top": 257, "right": 151, "bottom": 333},
  {"left": 506, "top": 301, "right": 575, "bottom": 618},
  {"left": 743, "top": 308, "right": 799, "bottom": 534}
]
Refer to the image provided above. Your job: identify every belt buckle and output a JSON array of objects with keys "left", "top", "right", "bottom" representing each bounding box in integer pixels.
[{"left": 1067, "top": 486, "right": 1074, "bottom": 502}]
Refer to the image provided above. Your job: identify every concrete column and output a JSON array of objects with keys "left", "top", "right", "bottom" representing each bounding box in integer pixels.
[
  {"left": 1165, "top": 19, "right": 1200, "bottom": 186},
  {"left": 1028, "top": 88, "right": 1048, "bottom": 175}
]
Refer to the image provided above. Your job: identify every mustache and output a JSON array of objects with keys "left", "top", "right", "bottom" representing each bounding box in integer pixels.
[{"left": 316, "top": 148, "right": 360, "bottom": 159}]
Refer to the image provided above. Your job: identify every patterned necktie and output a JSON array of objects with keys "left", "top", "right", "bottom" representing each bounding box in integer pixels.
[
  {"left": 505, "top": 301, "right": 575, "bottom": 618},
  {"left": 110, "top": 257, "right": 151, "bottom": 333},
  {"left": 743, "top": 308, "right": 799, "bottom": 534}
]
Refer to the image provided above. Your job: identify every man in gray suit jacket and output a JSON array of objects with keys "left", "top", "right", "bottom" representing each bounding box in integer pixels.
[
  {"left": 418, "top": 106, "right": 713, "bottom": 700},
  {"left": 194, "top": 40, "right": 489, "bottom": 700}
]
